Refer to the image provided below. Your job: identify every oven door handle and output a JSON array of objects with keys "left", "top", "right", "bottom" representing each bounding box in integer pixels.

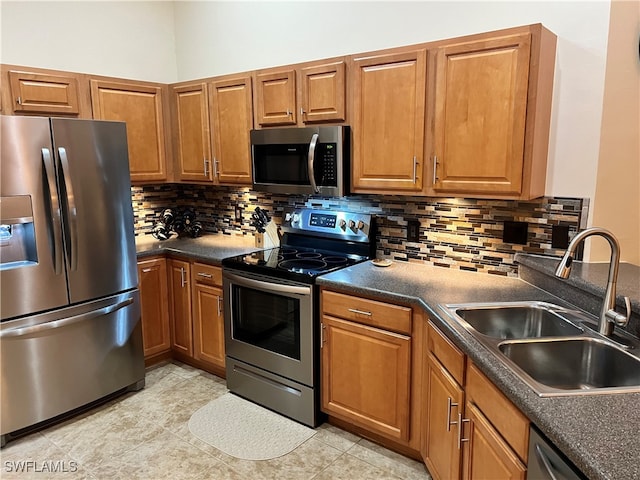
[{"left": 224, "top": 271, "right": 312, "bottom": 296}]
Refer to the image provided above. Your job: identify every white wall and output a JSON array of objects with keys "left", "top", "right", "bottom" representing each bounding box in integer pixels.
[
  {"left": 0, "top": 1, "right": 177, "bottom": 83},
  {"left": 173, "top": 1, "right": 611, "bottom": 202}
]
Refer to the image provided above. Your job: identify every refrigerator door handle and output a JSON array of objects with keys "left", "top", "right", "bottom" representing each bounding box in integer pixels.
[
  {"left": 0, "top": 297, "right": 134, "bottom": 339},
  {"left": 41, "top": 148, "right": 63, "bottom": 275},
  {"left": 57, "top": 147, "right": 78, "bottom": 272}
]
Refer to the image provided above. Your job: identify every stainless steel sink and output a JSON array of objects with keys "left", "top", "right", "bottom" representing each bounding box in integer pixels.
[
  {"left": 455, "top": 304, "right": 583, "bottom": 339},
  {"left": 498, "top": 338, "right": 640, "bottom": 395},
  {"left": 440, "top": 301, "right": 640, "bottom": 396}
]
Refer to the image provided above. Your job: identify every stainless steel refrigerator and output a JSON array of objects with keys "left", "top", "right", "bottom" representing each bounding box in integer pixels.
[{"left": 0, "top": 115, "right": 145, "bottom": 446}]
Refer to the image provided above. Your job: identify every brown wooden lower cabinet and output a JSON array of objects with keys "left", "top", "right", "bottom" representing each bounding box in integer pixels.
[
  {"left": 424, "top": 353, "right": 464, "bottom": 480},
  {"left": 138, "top": 255, "right": 226, "bottom": 375},
  {"left": 462, "top": 402, "right": 526, "bottom": 480},
  {"left": 423, "top": 321, "right": 529, "bottom": 480},
  {"left": 321, "top": 315, "right": 411, "bottom": 442},
  {"left": 320, "top": 289, "right": 423, "bottom": 451},
  {"left": 168, "top": 258, "right": 193, "bottom": 357},
  {"left": 191, "top": 262, "right": 225, "bottom": 370},
  {"left": 137, "top": 256, "right": 171, "bottom": 358}
]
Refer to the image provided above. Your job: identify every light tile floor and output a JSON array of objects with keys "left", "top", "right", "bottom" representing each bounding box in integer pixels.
[{"left": 1, "top": 362, "right": 432, "bottom": 480}]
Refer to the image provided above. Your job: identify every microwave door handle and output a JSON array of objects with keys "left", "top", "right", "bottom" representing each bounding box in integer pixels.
[{"left": 307, "top": 133, "right": 320, "bottom": 194}]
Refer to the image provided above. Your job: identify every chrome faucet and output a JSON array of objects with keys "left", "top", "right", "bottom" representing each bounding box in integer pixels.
[{"left": 555, "top": 227, "right": 631, "bottom": 336}]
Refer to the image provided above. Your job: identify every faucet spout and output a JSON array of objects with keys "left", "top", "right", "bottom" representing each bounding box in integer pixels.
[{"left": 554, "top": 227, "right": 631, "bottom": 336}]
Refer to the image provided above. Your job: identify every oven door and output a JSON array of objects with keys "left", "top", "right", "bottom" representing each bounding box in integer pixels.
[{"left": 223, "top": 269, "right": 314, "bottom": 386}]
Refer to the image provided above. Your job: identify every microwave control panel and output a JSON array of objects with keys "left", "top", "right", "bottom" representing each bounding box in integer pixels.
[{"left": 316, "top": 143, "right": 337, "bottom": 186}]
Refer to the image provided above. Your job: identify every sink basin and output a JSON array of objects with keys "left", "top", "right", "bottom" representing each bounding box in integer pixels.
[
  {"left": 498, "top": 338, "right": 640, "bottom": 394},
  {"left": 455, "top": 305, "right": 583, "bottom": 339},
  {"left": 441, "top": 301, "right": 640, "bottom": 396}
]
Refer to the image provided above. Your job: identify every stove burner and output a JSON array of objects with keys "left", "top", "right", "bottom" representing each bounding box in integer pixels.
[
  {"left": 296, "top": 252, "right": 323, "bottom": 259},
  {"left": 323, "top": 256, "right": 348, "bottom": 266},
  {"left": 278, "top": 258, "right": 328, "bottom": 273},
  {"left": 280, "top": 248, "right": 298, "bottom": 256}
]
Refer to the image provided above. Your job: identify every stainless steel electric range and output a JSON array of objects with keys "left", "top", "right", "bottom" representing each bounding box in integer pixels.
[{"left": 222, "top": 208, "right": 375, "bottom": 427}]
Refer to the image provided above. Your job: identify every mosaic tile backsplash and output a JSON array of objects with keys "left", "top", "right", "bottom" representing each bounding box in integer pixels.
[{"left": 131, "top": 185, "right": 588, "bottom": 277}]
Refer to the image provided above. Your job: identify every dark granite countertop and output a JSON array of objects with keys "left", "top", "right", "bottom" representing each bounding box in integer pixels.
[
  {"left": 135, "top": 233, "right": 260, "bottom": 265},
  {"left": 317, "top": 260, "right": 640, "bottom": 480}
]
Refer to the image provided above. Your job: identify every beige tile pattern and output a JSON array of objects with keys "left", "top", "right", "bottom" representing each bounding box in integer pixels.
[{"left": 1, "top": 362, "right": 431, "bottom": 480}]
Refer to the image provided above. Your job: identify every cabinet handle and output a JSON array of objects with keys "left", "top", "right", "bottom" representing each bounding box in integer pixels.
[
  {"left": 204, "top": 158, "right": 209, "bottom": 177},
  {"left": 180, "top": 267, "right": 187, "bottom": 288},
  {"left": 446, "top": 397, "right": 459, "bottom": 432},
  {"left": 300, "top": 107, "right": 305, "bottom": 117},
  {"left": 412, "top": 156, "right": 418, "bottom": 184},
  {"left": 286, "top": 109, "right": 292, "bottom": 117},
  {"left": 320, "top": 323, "right": 326, "bottom": 346},
  {"left": 348, "top": 308, "right": 372, "bottom": 317},
  {"left": 214, "top": 157, "right": 220, "bottom": 178},
  {"left": 217, "top": 295, "right": 222, "bottom": 316},
  {"left": 457, "top": 413, "right": 471, "bottom": 449},
  {"left": 432, "top": 156, "right": 439, "bottom": 184},
  {"left": 197, "top": 272, "right": 213, "bottom": 279},
  {"left": 142, "top": 268, "right": 152, "bottom": 273},
  {"left": 16, "top": 96, "right": 22, "bottom": 105}
]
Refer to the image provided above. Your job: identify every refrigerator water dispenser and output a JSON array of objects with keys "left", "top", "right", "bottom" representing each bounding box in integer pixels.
[{"left": 0, "top": 196, "right": 37, "bottom": 270}]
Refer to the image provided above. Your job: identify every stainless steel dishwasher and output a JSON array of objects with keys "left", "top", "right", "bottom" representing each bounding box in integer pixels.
[{"left": 528, "top": 426, "right": 586, "bottom": 479}]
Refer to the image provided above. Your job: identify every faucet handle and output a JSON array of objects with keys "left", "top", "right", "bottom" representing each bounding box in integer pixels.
[{"left": 606, "top": 296, "right": 632, "bottom": 327}]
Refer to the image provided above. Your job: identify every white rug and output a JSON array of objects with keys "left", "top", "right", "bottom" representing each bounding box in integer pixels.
[{"left": 188, "top": 393, "right": 316, "bottom": 460}]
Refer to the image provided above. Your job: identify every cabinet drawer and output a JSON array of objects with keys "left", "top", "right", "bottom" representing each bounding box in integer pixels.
[
  {"left": 427, "top": 321, "right": 465, "bottom": 386},
  {"left": 466, "top": 362, "right": 529, "bottom": 461},
  {"left": 191, "top": 263, "right": 222, "bottom": 287},
  {"left": 322, "top": 290, "right": 411, "bottom": 335}
]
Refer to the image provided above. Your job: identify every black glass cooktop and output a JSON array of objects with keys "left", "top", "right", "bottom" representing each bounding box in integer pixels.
[{"left": 222, "top": 245, "right": 369, "bottom": 284}]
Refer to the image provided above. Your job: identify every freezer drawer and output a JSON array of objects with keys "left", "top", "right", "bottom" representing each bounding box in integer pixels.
[{"left": 0, "top": 290, "right": 145, "bottom": 438}]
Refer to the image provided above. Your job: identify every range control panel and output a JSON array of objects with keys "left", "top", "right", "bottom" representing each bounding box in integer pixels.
[{"left": 282, "top": 208, "right": 373, "bottom": 243}]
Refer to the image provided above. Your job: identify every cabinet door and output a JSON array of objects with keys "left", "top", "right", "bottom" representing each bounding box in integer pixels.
[
  {"left": 462, "top": 402, "right": 527, "bottom": 480},
  {"left": 300, "top": 61, "right": 346, "bottom": 123},
  {"left": 90, "top": 79, "right": 168, "bottom": 182},
  {"left": 9, "top": 70, "right": 80, "bottom": 116},
  {"left": 351, "top": 50, "right": 426, "bottom": 193},
  {"left": 209, "top": 76, "right": 253, "bottom": 185},
  {"left": 431, "top": 33, "right": 531, "bottom": 196},
  {"left": 172, "top": 83, "right": 213, "bottom": 182},
  {"left": 137, "top": 257, "right": 171, "bottom": 358},
  {"left": 255, "top": 69, "right": 297, "bottom": 126},
  {"left": 168, "top": 259, "right": 193, "bottom": 356},
  {"left": 321, "top": 315, "right": 411, "bottom": 441},
  {"left": 192, "top": 283, "right": 225, "bottom": 368},
  {"left": 425, "top": 354, "right": 464, "bottom": 480}
]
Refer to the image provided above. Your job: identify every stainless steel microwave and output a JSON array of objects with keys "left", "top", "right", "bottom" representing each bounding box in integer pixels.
[{"left": 250, "top": 126, "right": 350, "bottom": 196}]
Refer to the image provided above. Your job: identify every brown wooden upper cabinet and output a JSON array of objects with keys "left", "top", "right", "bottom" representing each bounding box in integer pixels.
[
  {"left": 426, "top": 25, "right": 557, "bottom": 199},
  {"left": 90, "top": 79, "right": 169, "bottom": 183},
  {"left": 350, "top": 50, "right": 427, "bottom": 194},
  {"left": 8, "top": 70, "right": 80, "bottom": 116},
  {"left": 254, "top": 60, "right": 346, "bottom": 127},
  {"left": 172, "top": 82, "right": 213, "bottom": 182},
  {"left": 209, "top": 75, "right": 253, "bottom": 185},
  {"left": 1, "top": 66, "right": 92, "bottom": 118},
  {"left": 170, "top": 75, "right": 253, "bottom": 185}
]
